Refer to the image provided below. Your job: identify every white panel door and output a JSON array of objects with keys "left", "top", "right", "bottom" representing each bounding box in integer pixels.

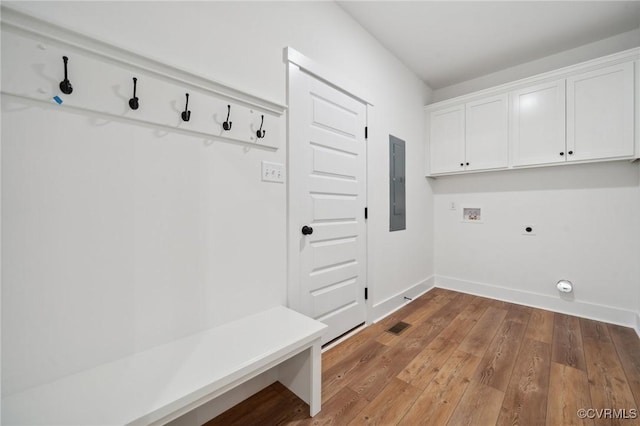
[
  {"left": 567, "top": 62, "right": 634, "bottom": 161},
  {"left": 288, "top": 65, "right": 367, "bottom": 345},
  {"left": 465, "top": 94, "right": 508, "bottom": 171},
  {"left": 429, "top": 105, "right": 465, "bottom": 174},
  {"left": 511, "top": 80, "right": 566, "bottom": 166}
]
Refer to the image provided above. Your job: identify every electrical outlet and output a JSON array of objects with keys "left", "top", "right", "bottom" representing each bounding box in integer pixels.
[{"left": 261, "top": 161, "right": 284, "bottom": 183}]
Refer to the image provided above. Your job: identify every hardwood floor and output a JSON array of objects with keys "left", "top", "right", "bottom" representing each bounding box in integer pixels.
[{"left": 205, "top": 289, "right": 640, "bottom": 425}]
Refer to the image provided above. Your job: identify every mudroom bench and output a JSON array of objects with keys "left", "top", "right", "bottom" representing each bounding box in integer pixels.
[{"left": 2, "top": 306, "right": 327, "bottom": 425}]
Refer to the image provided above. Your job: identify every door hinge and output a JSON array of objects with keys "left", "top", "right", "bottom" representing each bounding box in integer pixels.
[
  {"left": 364, "top": 207, "right": 368, "bottom": 220},
  {"left": 365, "top": 126, "right": 368, "bottom": 139},
  {"left": 365, "top": 287, "right": 368, "bottom": 300}
]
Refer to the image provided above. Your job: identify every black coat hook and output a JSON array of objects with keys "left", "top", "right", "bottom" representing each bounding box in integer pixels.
[
  {"left": 222, "top": 105, "right": 232, "bottom": 131},
  {"left": 256, "top": 115, "right": 266, "bottom": 139},
  {"left": 59, "top": 56, "right": 73, "bottom": 95},
  {"left": 129, "top": 77, "right": 139, "bottom": 110},
  {"left": 181, "top": 93, "right": 191, "bottom": 122}
]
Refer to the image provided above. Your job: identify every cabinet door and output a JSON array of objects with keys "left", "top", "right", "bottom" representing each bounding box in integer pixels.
[
  {"left": 465, "top": 94, "right": 508, "bottom": 171},
  {"left": 511, "top": 80, "right": 566, "bottom": 166},
  {"left": 567, "top": 62, "right": 634, "bottom": 161},
  {"left": 429, "top": 105, "right": 465, "bottom": 174}
]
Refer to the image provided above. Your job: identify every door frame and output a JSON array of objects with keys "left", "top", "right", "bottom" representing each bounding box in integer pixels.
[{"left": 285, "top": 47, "right": 373, "bottom": 327}]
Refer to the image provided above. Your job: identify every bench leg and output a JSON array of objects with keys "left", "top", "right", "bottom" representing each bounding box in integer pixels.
[
  {"left": 309, "top": 341, "right": 321, "bottom": 416},
  {"left": 277, "top": 339, "right": 323, "bottom": 417}
]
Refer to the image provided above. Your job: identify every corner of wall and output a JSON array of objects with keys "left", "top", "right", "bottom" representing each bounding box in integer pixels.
[
  {"left": 423, "top": 82, "right": 434, "bottom": 105},
  {"left": 371, "top": 276, "right": 434, "bottom": 323},
  {"left": 635, "top": 311, "right": 640, "bottom": 339}
]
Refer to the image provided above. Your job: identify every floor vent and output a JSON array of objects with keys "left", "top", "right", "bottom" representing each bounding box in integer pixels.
[{"left": 386, "top": 321, "right": 411, "bottom": 335}]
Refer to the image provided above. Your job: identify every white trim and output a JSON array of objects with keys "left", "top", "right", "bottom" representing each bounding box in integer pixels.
[
  {"left": 0, "top": 8, "right": 3, "bottom": 402},
  {"left": 635, "top": 312, "right": 640, "bottom": 339},
  {"left": 285, "top": 47, "right": 373, "bottom": 106},
  {"left": 426, "top": 47, "right": 640, "bottom": 111},
  {"left": 2, "top": 93, "right": 279, "bottom": 152},
  {"left": 427, "top": 156, "right": 640, "bottom": 178},
  {"left": 435, "top": 275, "right": 637, "bottom": 329},
  {"left": 633, "top": 60, "right": 640, "bottom": 158},
  {"left": 320, "top": 323, "right": 367, "bottom": 353},
  {"left": 371, "top": 276, "right": 434, "bottom": 323},
  {"left": 1, "top": 5, "right": 286, "bottom": 115},
  {"left": 286, "top": 63, "right": 302, "bottom": 315}
]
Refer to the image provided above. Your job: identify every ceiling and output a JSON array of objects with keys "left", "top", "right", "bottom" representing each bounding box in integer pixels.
[{"left": 337, "top": 1, "right": 640, "bottom": 90}]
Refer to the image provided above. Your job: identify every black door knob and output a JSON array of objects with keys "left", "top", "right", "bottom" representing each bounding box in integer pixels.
[{"left": 301, "top": 225, "right": 313, "bottom": 235}]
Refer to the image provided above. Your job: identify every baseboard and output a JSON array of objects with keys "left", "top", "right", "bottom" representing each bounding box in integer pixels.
[
  {"left": 435, "top": 275, "right": 637, "bottom": 329},
  {"left": 371, "top": 276, "right": 434, "bottom": 323},
  {"left": 167, "top": 370, "right": 278, "bottom": 426},
  {"left": 321, "top": 323, "right": 367, "bottom": 353},
  {"left": 635, "top": 312, "right": 640, "bottom": 339}
]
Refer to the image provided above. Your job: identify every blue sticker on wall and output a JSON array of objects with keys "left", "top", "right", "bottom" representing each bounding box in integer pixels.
[{"left": 53, "top": 96, "right": 63, "bottom": 105}]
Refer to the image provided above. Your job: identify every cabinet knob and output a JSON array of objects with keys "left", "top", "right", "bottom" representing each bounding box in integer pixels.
[
  {"left": 568, "top": 150, "right": 573, "bottom": 155},
  {"left": 559, "top": 152, "right": 565, "bottom": 156},
  {"left": 466, "top": 162, "right": 469, "bottom": 166},
  {"left": 460, "top": 163, "right": 464, "bottom": 167}
]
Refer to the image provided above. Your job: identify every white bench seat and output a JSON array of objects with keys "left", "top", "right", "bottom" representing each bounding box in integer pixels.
[{"left": 2, "top": 306, "right": 327, "bottom": 425}]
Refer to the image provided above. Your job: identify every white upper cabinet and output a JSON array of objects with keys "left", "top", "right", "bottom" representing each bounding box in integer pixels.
[
  {"left": 429, "top": 105, "right": 465, "bottom": 174},
  {"left": 425, "top": 49, "right": 638, "bottom": 176},
  {"left": 465, "top": 94, "right": 508, "bottom": 171},
  {"left": 567, "top": 62, "right": 634, "bottom": 161},
  {"left": 511, "top": 80, "right": 566, "bottom": 167},
  {"left": 429, "top": 95, "right": 508, "bottom": 174}
]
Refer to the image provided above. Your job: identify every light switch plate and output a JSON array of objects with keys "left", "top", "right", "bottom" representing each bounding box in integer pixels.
[{"left": 261, "top": 161, "right": 284, "bottom": 183}]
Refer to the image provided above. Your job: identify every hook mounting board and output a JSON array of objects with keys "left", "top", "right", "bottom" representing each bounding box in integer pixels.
[{"left": 0, "top": 6, "right": 286, "bottom": 150}]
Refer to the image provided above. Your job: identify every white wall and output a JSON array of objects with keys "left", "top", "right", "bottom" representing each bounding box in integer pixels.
[
  {"left": 366, "top": 61, "right": 434, "bottom": 318},
  {"left": 1, "top": 0, "right": 432, "bottom": 398},
  {"left": 432, "top": 161, "right": 640, "bottom": 326},
  {"left": 637, "top": 177, "right": 640, "bottom": 337},
  {"left": 430, "top": 33, "right": 640, "bottom": 330}
]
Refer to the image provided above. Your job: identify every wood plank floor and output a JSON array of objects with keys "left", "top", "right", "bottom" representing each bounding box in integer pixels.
[{"left": 205, "top": 289, "right": 640, "bottom": 426}]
